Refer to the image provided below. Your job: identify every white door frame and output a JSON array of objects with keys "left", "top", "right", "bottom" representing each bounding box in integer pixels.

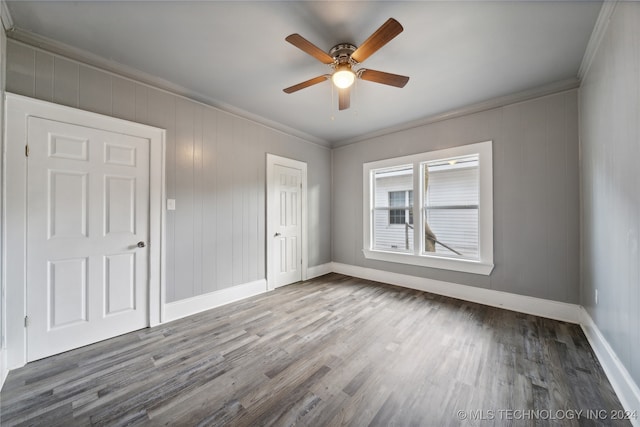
[
  {"left": 266, "top": 154, "right": 307, "bottom": 290},
  {"left": 3, "top": 93, "right": 166, "bottom": 370}
]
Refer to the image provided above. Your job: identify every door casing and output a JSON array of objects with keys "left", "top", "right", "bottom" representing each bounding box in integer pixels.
[{"left": 3, "top": 93, "right": 166, "bottom": 369}]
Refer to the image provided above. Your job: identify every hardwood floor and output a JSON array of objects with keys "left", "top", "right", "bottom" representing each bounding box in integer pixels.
[{"left": 0, "top": 274, "right": 630, "bottom": 426}]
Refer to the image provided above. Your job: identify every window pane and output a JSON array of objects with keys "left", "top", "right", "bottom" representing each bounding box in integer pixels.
[
  {"left": 423, "top": 155, "right": 479, "bottom": 259},
  {"left": 389, "top": 209, "right": 405, "bottom": 224},
  {"left": 389, "top": 191, "right": 408, "bottom": 224},
  {"left": 372, "top": 166, "right": 413, "bottom": 252},
  {"left": 425, "top": 208, "right": 479, "bottom": 258},
  {"left": 389, "top": 191, "right": 405, "bottom": 207}
]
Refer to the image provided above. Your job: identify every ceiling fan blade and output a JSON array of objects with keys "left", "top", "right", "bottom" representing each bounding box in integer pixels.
[
  {"left": 283, "top": 75, "right": 329, "bottom": 94},
  {"left": 338, "top": 87, "right": 350, "bottom": 110},
  {"left": 359, "top": 69, "right": 409, "bottom": 88},
  {"left": 285, "top": 34, "right": 335, "bottom": 64},
  {"left": 351, "top": 18, "right": 403, "bottom": 64}
]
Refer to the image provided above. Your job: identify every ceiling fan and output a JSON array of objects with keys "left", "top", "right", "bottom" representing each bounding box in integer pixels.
[{"left": 283, "top": 18, "right": 410, "bottom": 111}]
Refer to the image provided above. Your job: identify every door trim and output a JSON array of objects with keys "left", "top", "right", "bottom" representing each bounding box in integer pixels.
[
  {"left": 266, "top": 154, "right": 307, "bottom": 290},
  {"left": 3, "top": 93, "right": 166, "bottom": 369}
]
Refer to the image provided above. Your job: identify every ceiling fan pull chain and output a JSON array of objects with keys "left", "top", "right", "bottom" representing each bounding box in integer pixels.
[{"left": 330, "top": 82, "right": 335, "bottom": 120}]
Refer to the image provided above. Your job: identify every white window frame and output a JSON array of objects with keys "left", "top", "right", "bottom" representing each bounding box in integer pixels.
[{"left": 363, "top": 141, "right": 494, "bottom": 275}]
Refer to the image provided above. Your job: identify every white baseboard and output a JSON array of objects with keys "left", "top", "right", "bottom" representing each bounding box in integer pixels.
[
  {"left": 163, "top": 263, "right": 332, "bottom": 325},
  {"left": 580, "top": 308, "right": 640, "bottom": 425},
  {"left": 331, "top": 262, "right": 581, "bottom": 324},
  {"left": 163, "top": 279, "right": 267, "bottom": 323},
  {"left": 306, "top": 263, "right": 333, "bottom": 280}
]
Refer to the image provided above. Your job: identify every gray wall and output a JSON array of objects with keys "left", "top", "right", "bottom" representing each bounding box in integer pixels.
[
  {"left": 5, "top": 40, "right": 332, "bottom": 303},
  {"left": 579, "top": 2, "right": 640, "bottom": 386},
  {"left": 333, "top": 90, "right": 580, "bottom": 303}
]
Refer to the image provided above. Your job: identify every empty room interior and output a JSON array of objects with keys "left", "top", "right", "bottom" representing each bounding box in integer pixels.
[{"left": 0, "top": 1, "right": 639, "bottom": 425}]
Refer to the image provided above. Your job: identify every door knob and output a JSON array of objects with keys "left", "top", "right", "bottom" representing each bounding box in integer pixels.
[
  {"left": 137, "top": 241, "right": 146, "bottom": 248},
  {"left": 274, "top": 232, "right": 281, "bottom": 237}
]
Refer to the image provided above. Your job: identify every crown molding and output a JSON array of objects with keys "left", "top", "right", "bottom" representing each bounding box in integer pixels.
[
  {"left": 333, "top": 77, "right": 580, "bottom": 148},
  {"left": 0, "top": 0, "right": 13, "bottom": 30},
  {"left": 578, "top": 1, "right": 618, "bottom": 80},
  {"left": 6, "top": 28, "right": 331, "bottom": 149}
]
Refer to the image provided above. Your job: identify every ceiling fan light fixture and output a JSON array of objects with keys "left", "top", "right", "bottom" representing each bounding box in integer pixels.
[
  {"left": 283, "top": 19, "right": 409, "bottom": 110},
  {"left": 332, "top": 65, "right": 356, "bottom": 89}
]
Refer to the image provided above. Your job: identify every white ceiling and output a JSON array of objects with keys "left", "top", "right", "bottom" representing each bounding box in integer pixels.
[{"left": 6, "top": 1, "right": 602, "bottom": 147}]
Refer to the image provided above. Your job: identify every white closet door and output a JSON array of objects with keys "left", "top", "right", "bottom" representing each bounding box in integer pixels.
[
  {"left": 26, "top": 117, "right": 150, "bottom": 361},
  {"left": 272, "top": 164, "right": 302, "bottom": 288}
]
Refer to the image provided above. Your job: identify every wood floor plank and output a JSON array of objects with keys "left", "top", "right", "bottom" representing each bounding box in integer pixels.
[{"left": 0, "top": 273, "right": 630, "bottom": 426}]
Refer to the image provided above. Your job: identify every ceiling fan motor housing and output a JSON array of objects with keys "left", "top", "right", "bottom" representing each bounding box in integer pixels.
[{"left": 330, "top": 43, "right": 357, "bottom": 64}]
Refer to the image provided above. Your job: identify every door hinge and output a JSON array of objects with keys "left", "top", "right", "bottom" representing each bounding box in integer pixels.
[
  {"left": 25, "top": 145, "right": 30, "bottom": 157},
  {"left": 24, "top": 316, "right": 30, "bottom": 327}
]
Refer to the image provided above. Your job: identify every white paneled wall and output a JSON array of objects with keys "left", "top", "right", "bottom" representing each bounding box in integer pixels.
[{"left": 5, "top": 40, "right": 331, "bottom": 303}]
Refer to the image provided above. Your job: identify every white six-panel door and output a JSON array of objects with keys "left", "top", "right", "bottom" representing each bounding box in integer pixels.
[
  {"left": 26, "top": 117, "right": 150, "bottom": 361},
  {"left": 266, "top": 154, "right": 307, "bottom": 289},
  {"left": 272, "top": 164, "right": 303, "bottom": 288}
]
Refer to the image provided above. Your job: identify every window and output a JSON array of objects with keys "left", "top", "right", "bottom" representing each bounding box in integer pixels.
[
  {"left": 389, "top": 190, "right": 413, "bottom": 225},
  {"left": 363, "top": 141, "right": 493, "bottom": 275}
]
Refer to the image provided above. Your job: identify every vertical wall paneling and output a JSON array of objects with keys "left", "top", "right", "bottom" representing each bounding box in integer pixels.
[
  {"left": 545, "top": 94, "right": 569, "bottom": 303},
  {"left": 257, "top": 128, "right": 268, "bottom": 280},
  {"left": 249, "top": 122, "right": 260, "bottom": 282},
  {"left": 193, "top": 103, "right": 203, "bottom": 296},
  {"left": 174, "top": 99, "right": 196, "bottom": 301},
  {"left": 201, "top": 107, "right": 218, "bottom": 294},
  {"left": 6, "top": 42, "right": 34, "bottom": 96},
  {"left": 2, "top": 39, "right": 333, "bottom": 305},
  {"left": 78, "top": 65, "right": 112, "bottom": 116},
  {"left": 34, "top": 51, "right": 53, "bottom": 101},
  {"left": 231, "top": 119, "right": 243, "bottom": 285},
  {"left": 242, "top": 123, "right": 251, "bottom": 284},
  {"left": 146, "top": 88, "right": 176, "bottom": 302},
  {"left": 111, "top": 76, "right": 136, "bottom": 123},
  {"left": 519, "top": 98, "right": 549, "bottom": 297},
  {"left": 134, "top": 83, "right": 148, "bottom": 124},
  {"left": 215, "top": 113, "right": 233, "bottom": 291},
  {"left": 564, "top": 96, "right": 580, "bottom": 304},
  {"left": 52, "top": 56, "right": 79, "bottom": 108},
  {"left": 580, "top": 2, "right": 640, "bottom": 388}
]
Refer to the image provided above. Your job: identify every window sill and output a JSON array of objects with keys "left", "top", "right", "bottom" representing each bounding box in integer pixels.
[{"left": 362, "top": 249, "right": 494, "bottom": 275}]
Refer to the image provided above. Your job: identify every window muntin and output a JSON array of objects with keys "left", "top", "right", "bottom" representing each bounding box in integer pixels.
[{"left": 363, "top": 141, "right": 493, "bottom": 275}]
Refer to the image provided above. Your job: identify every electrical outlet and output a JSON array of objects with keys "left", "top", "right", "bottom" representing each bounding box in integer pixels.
[
  {"left": 595, "top": 289, "right": 598, "bottom": 305},
  {"left": 167, "top": 199, "right": 176, "bottom": 210}
]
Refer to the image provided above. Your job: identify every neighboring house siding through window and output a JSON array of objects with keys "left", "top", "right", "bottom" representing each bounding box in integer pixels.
[
  {"left": 425, "top": 157, "right": 479, "bottom": 259},
  {"left": 373, "top": 167, "right": 414, "bottom": 252}
]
